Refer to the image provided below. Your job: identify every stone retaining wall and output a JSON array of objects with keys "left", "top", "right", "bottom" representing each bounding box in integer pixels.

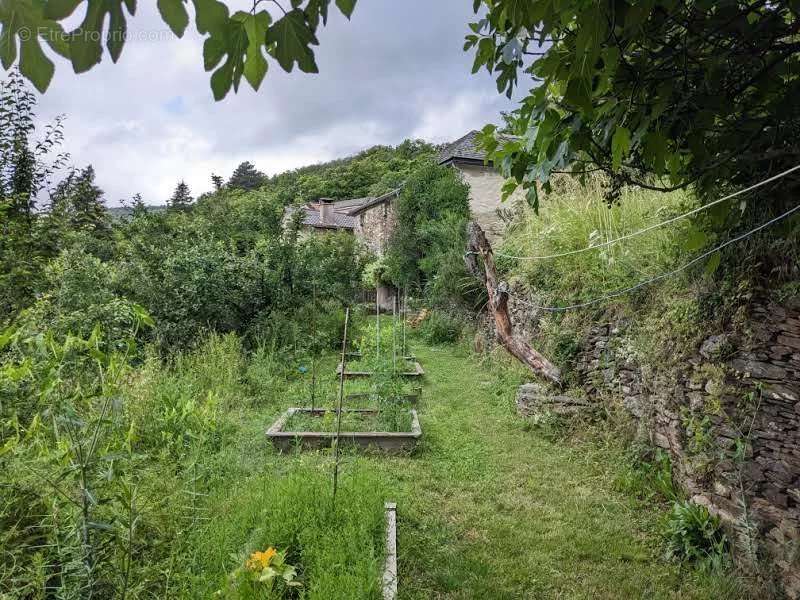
[{"left": 482, "top": 291, "right": 800, "bottom": 596}]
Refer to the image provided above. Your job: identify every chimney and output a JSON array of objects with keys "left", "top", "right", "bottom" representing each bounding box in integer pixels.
[{"left": 318, "top": 198, "right": 334, "bottom": 225}]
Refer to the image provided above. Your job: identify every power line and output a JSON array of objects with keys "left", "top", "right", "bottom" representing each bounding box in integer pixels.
[
  {"left": 496, "top": 163, "right": 800, "bottom": 261},
  {"left": 506, "top": 202, "right": 800, "bottom": 312}
]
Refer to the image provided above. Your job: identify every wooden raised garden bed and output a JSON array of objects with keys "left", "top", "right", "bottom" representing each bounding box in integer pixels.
[
  {"left": 266, "top": 408, "right": 421, "bottom": 454},
  {"left": 336, "top": 360, "right": 424, "bottom": 379}
]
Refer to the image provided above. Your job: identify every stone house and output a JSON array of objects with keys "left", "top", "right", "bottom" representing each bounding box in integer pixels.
[
  {"left": 437, "top": 129, "right": 525, "bottom": 241},
  {"left": 288, "top": 190, "right": 399, "bottom": 257},
  {"left": 287, "top": 192, "right": 400, "bottom": 310},
  {"left": 349, "top": 190, "right": 400, "bottom": 256},
  {"left": 288, "top": 129, "right": 519, "bottom": 250}
]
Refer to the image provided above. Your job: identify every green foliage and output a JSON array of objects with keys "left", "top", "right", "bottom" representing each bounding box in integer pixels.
[
  {"left": 228, "top": 160, "right": 266, "bottom": 191},
  {"left": 0, "top": 70, "right": 72, "bottom": 317},
  {"left": 294, "top": 230, "right": 369, "bottom": 304},
  {"left": 0, "top": 317, "right": 158, "bottom": 597},
  {"left": 361, "top": 255, "right": 391, "bottom": 287},
  {"left": 14, "top": 246, "right": 145, "bottom": 349},
  {"left": 616, "top": 448, "right": 680, "bottom": 504},
  {"left": 3, "top": 0, "right": 359, "bottom": 99},
  {"left": 498, "top": 175, "right": 718, "bottom": 368},
  {"left": 109, "top": 185, "right": 365, "bottom": 348},
  {"left": 664, "top": 501, "right": 730, "bottom": 572},
  {"left": 115, "top": 227, "right": 267, "bottom": 347},
  {"left": 0, "top": 70, "right": 68, "bottom": 209},
  {"left": 384, "top": 161, "right": 473, "bottom": 307},
  {"left": 417, "top": 310, "right": 463, "bottom": 345},
  {"left": 264, "top": 140, "right": 435, "bottom": 205},
  {"left": 469, "top": 1, "right": 800, "bottom": 215},
  {"left": 49, "top": 165, "right": 111, "bottom": 236},
  {"left": 167, "top": 179, "right": 193, "bottom": 211}
]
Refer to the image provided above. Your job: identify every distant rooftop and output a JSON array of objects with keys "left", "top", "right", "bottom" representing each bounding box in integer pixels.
[
  {"left": 287, "top": 189, "right": 401, "bottom": 231},
  {"left": 298, "top": 207, "right": 357, "bottom": 229},
  {"left": 437, "top": 130, "right": 489, "bottom": 166},
  {"left": 287, "top": 196, "right": 367, "bottom": 230},
  {"left": 437, "top": 129, "right": 518, "bottom": 167}
]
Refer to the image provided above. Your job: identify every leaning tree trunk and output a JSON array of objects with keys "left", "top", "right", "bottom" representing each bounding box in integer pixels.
[{"left": 465, "top": 221, "right": 562, "bottom": 387}]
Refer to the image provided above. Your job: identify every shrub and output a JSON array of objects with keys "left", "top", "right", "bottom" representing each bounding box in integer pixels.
[
  {"left": 616, "top": 448, "right": 679, "bottom": 503},
  {"left": 15, "top": 247, "right": 145, "bottom": 352},
  {"left": 384, "top": 161, "right": 474, "bottom": 308},
  {"left": 664, "top": 501, "right": 730, "bottom": 571},
  {"left": 418, "top": 311, "right": 463, "bottom": 344}
]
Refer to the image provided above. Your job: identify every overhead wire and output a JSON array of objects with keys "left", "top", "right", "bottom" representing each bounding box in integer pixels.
[
  {"left": 494, "top": 164, "right": 800, "bottom": 261},
  {"left": 503, "top": 202, "right": 800, "bottom": 312}
]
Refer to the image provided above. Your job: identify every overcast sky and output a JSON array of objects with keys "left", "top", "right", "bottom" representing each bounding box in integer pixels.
[{"left": 32, "top": 1, "right": 516, "bottom": 206}]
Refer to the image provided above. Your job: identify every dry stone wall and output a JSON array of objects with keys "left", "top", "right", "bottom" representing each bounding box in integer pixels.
[{"left": 482, "top": 290, "right": 800, "bottom": 596}]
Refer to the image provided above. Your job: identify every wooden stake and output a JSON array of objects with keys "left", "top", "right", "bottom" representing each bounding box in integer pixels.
[
  {"left": 465, "top": 221, "right": 562, "bottom": 387},
  {"left": 332, "top": 307, "right": 350, "bottom": 504},
  {"left": 402, "top": 287, "right": 408, "bottom": 357},
  {"left": 392, "top": 293, "right": 397, "bottom": 375},
  {"left": 376, "top": 289, "right": 380, "bottom": 360},
  {"left": 311, "top": 282, "right": 317, "bottom": 412}
]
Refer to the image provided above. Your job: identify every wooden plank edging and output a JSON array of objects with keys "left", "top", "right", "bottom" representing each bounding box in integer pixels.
[{"left": 383, "top": 502, "right": 397, "bottom": 600}]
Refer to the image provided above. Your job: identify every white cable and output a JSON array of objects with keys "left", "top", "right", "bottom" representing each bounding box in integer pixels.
[
  {"left": 506, "top": 202, "right": 800, "bottom": 312},
  {"left": 496, "top": 164, "right": 800, "bottom": 261}
]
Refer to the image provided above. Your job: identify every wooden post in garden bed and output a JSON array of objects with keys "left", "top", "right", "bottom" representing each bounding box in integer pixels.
[{"left": 465, "top": 221, "right": 562, "bottom": 387}]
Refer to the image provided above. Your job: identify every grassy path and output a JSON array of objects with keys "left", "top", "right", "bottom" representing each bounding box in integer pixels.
[
  {"left": 381, "top": 344, "right": 719, "bottom": 599},
  {"left": 191, "top": 337, "right": 731, "bottom": 598}
]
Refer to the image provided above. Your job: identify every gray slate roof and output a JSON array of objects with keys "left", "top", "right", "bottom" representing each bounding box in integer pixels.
[
  {"left": 288, "top": 197, "right": 366, "bottom": 230},
  {"left": 347, "top": 189, "right": 399, "bottom": 216},
  {"left": 299, "top": 206, "right": 357, "bottom": 229},
  {"left": 438, "top": 129, "right": 520, "bottom": 166},
  {"left": 437, "top": 130, "right": 488, "bottom": 165},
  {"left": 286, "top": 190, "right": 401, "bottom": 231}
]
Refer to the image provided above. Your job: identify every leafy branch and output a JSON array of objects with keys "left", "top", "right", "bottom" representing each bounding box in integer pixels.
[{"left": 0, "top": 0, "right": 358, "bottom": 99}]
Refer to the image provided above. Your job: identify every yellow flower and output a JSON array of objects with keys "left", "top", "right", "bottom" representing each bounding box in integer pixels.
[{"left": 246, "top": 547, "right": 278, "bottom": 572}]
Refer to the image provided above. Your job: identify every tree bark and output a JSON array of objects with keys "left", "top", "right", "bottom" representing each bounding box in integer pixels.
[{"left": 465, "top": 221, "right": 562, "bottom": 387}]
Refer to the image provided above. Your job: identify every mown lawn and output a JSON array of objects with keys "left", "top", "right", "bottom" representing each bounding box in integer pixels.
[{"left": 181, "top": 334, "right": 739, "bottom": 599}]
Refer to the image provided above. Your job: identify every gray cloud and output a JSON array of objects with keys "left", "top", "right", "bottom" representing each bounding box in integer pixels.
[{"left": 33, "top": 0, "right": 515, "bottom": 205}]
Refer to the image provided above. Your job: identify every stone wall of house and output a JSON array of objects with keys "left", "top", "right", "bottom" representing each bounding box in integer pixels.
[
  {"left": 355, "top": 201, "right": 397, "bottom": 256},
  {"left": 481, "top": 291, "right": 800, "bottom": 596},
  {"left": 455, "top": 164, "right": 525, "bottom": 241}
]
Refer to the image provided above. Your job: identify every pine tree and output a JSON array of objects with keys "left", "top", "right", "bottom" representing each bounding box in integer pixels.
[
  {"left": 49, "top": 165, "right": 109, "bottom": 234},
  {"left": 227, "top": 161, "right": 265, "bottom": 191},
  {"left": 168, "top": 180, "right": 193, "bottom": 211},
  {"left": 130, "top": 193, "right": 148, "bottom": 217},
  {"left": 211, "top": 173, "right": 224, "bottom": 191}
]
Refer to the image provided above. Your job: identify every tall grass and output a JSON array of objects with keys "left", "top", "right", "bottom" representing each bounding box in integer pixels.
[
  {"left": 500, "top": 174, "right": 697, "bottom": 306},
  {"left": 497, "top": 175, "right": 717, "bottom": 370},
  {"left": 179, "top": 463, "right": 388, "bottom": 599}
]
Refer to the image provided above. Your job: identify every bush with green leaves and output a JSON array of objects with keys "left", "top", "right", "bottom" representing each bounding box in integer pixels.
[
  {"left": 616, "top": 448, "right": 679, "bottom": 504},
  {"left": 418, "top": 311, "right": 464, "bottom": 345},
  {"left": 384, "top": 161, "right": 474, "bottom": 307},
  {"left": 13, "top": 247, "right": 149, "bottom": 352},
  {"left": 664, "top": 501, "right": 730, "bottom": 572}
]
